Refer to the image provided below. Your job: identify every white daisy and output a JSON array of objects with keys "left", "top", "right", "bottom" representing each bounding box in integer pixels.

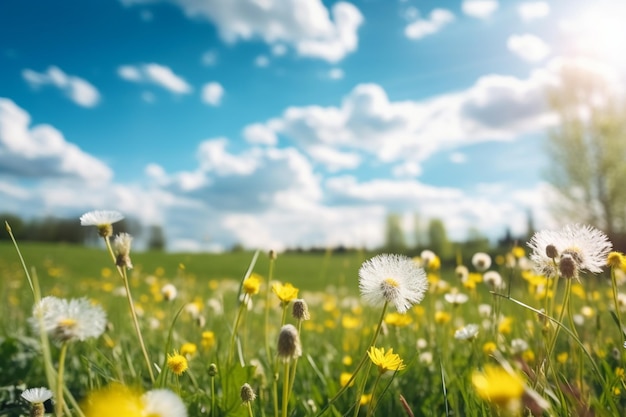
[
  {"left": 358, "top": 254, "right": 428, "bottom": 313},
  {"left": 79, "top": 210, "right": 124, "bottom": 237},
  {"left": 30, "top": 297, "right": 107, "bottom": 343},
  {"left": 454, "top": 324, "right": 479, "bottom": 341},
  {"left": 528, "top": 224, "right": 612, "bottom": 279},
  {"left": 21, "top": 387, "right": 53, "bottom": 403},
  {"left": 142, "top": 389, "right": 187, "bottom": 417}
]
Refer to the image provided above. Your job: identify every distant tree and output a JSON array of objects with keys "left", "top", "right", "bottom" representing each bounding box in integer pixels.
[
  {"left": 384, "top": 213, "right": 407, "bottom": 252},
  {"left": 147, "top": 225, "right": 166, "bottom": 251},
  {"left": 545, "top": 63, "right": 626, "bottom": 241},
  {"left": 413, "top": 212, "right": 425, "bottom": 249},
  {"left": 427, "top": 218, "right": 451, "bottom": 259}
]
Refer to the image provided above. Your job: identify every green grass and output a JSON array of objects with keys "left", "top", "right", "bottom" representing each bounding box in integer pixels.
[{"left": 1, "top": 240, "right": 626, "bottom": 417}]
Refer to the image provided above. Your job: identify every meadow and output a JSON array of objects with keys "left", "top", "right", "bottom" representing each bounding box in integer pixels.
[{"left": 1, "top": 217, "right": 626, "bottom": 417}]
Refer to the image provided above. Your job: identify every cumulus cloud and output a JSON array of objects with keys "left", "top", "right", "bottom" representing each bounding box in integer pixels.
[
  {"left": 0, "top": 98, "right": 112, "bottom": 182},
  {"left": 328, "top": 68, "right": 344, "bottom": 80},
  {"left": 120, "top": 0, "right": 363, "bottom": 62},
  {"left": 462, "top": 0, "right": 499, "bottom": 19},
  {"left": 253, "top": 63, "right": 564, "bottom": 170},
  {"left": 201, "top": 82, "right": 224, "bottom": 106},
  {"left": 22, "top": 66, "right": 100, "bottom": 107},
  {"left": 518, "top": 1, "right": 550, "bottom": 21},
  {"left": 243, "top": 123, "right": 278, "bottom": 145},
  {"left": 118, "top": 63, "right": 192, "bottom": 94},
  {"left": 507, "top": 34, "right": 550, "bottom": 62},
  {"left": 405, "top": 9, "right": 455, "bottom": 40}
]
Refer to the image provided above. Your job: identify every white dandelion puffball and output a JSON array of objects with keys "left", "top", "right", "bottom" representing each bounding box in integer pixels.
[
  {"left": 142, "top": 389, "right": 187, "bottom": 417},
  {"left": 359, "top": 253, "right": 428, "bottom": 313},
  {"left": 21, "top": 387, "right": 53, "bottom": 403}
]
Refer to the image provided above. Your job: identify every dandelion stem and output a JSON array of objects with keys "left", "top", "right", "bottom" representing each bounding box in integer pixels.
[
  {"left": 365, "top": 372, "right": 382, "bottom": 417},
  {"left": 265, "top": 256, "right": 276, "bottom": 364},
  {"left": 247, "top": 402, "right": 255, "bottom": 417},
  {"left": 281, "top": 361, "right": 291, "bottom": 417},
  {"left": 228, "top": 295, "right": 249, "bottom": 367},
  {"left": 314, "top": 301, "right": 388, "bottom": 417},
  {"left": 119, "top": 264, "right": 155, "bottom": 383},
  {"left": 610, "top": 265, "right": 625, "bottom": 340},
  {"left": 55, "top": 342, "right": 69, "bottom": 417}
]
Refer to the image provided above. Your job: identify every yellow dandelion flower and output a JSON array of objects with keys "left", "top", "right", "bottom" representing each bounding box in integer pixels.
[
  {"left": 180, "top": 342, "right": 197, "bottom": 358},
  {"left": 435, "top": 311, "right": 451, "bottom": 324},
  {"left": 472, "top": 365, "right": 524, "bottom": 411},
  {"left": 613, "top": 387, "right": 621, "bottom": 396},
  {"left": 243, "top": 273, "right": 262, "bottom": 295},
  {"left": 272, "top": 282, "right": 299, "bottom": 304},
  {"left": 570, "top": 283, "right": 585, "bottom": 299},
  {"left": 340, "top": 372, "right": 354, "bottom": 387},
  {"left": 608, "top": 252, "right": 626, "bottom": 269},
  {"left": 167, "top": 351, "right": 188, "bottom": 376},
  {"left": 342, "top": 355, "right": 353, "bottom": 366},
  {"left": 201, "top": 331, "right": 216, "bottom": 350},
  {"left": 81, "top": 384, "right": 143, "bottom": 417},
  {"left": 556, "top": 352, "right": 568, "bottom": 364},
  {"left": 482, "top": 342, "right": 497, "bottom": 355},
  {"left": 512, "top": 246, "right": 525, "bottom": 259},
  {"left": 367, "top": 346, "right": 406, "bottom": 374},
  {"left": 498, "top": 317, "right": 513, "bottom": 335},
  {"left": 341, "top": 315, "right": 360, "bottom": 329},
  {"left": 360, "top": 393, "right": 372, "bottom": 405},
  {"left": 616, "top": 367, "right": 625, "bottom": 378},
  {"left": 522, "top": 350, "right": 535, "bottom": 363},
  {"left": 384, "top": 312, "right": 413, "bottom": 327}
]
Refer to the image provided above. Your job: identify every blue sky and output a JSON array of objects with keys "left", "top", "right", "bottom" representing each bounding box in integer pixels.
[{"left": 1, "top": 0, "right": 625, "bottom": 251}]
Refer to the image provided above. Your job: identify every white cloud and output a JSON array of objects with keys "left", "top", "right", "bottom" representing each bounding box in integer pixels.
[
  {"left": 121, "top": 0, "right": 364, "bottom": 63},
  {"left": 117, "top": 63, "right": 192, "bottom": 94},
  {"left": 518, "top": 1, "right": 550, "bottom": 22},
  {"left": 22, "top": 66, "right": 100, "bottom": 107},
  {"left": 201, "top": 82, "right": 224, "bottom": 106},
  {"left": 328, "top": 68, "right": 344, "bottom": 80},
  {"left": 307, "top": 146, "right": 360, "bottom": 171},
  {"left": 405, "top": 9, "right": 455, "bottom": 40},
  {"left": 201, "top": 50, "right": 218, "bottom": 66},
  {"left": 507, "top": 34, "right": 550, "bottom": 62},
  {"left": 449, "top": 152, "right": 467, "bottom": 164},
  {"left": 462, "top": 0, "right": 499, "bottom": 19},
  {"left": 254, "top": 55, "right": 270, "bottom": 67},
  {"left": 243, "top": 123, "right": 278, "bottom": 145},
  {"left": 0, "top": 98, "right": 112, "bottom": 182},
  {"left": 392, "top": 161, "right": 422, "bottom": 178},
  {"left": 272, "top": 44, "right": 287, "bottom": 56},
  {"left": 253, "top": 64, "right": 562, "bottom": 169}
]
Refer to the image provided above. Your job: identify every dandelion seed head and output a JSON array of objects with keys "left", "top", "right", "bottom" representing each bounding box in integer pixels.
[
  {"left": 359, "top": 254, "right": 428, "bottom": 313},
  {"left": 142, "top": 389, "right": 187, "bottom": 417},
  {"left": 21, "top": 387, "right": 53, "bottom": 404},
  {"left": 80, "top": 210, "right": 124, "bottom": 237},
  {"left": 240, "top": 383, "right": 256, "bottom": 404},
  {"left": 454, "top": 324, "right": 479, "bottom": 341},
  {"left": 30, "top": 297, "right": 107, "bottom": 343},
  {"left": 277, "top": 324, "right": 302, "bottom": 362},
  {"left": 472, "top": 252, "right": 492, "bottom": 272},
  {"left": 529, "top": 224, "right": 612, "bottom": 278}
]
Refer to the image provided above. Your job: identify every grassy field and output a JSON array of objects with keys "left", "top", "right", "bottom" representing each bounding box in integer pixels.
[{"left": 1, "top": 236, "right": 626, "bottom": 417}]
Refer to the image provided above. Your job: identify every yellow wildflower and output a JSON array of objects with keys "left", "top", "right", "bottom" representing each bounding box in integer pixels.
[
  {"left": 512, "top": 246, "right": 525, "bottom": 259},
  {"left": 435, "top": 311, "right": 451, "bottom": 324},
  {"left": 556, "top": 352, "right": 568, "bottom": 364},
  {"left": 340, "top": 372, "right": 354, "bottom": 387},
  {"left": 243, "top": 273, "right": 262, "bottom": 295},
  {"left": 608, "top": 252, "right": 626, "bottom": 269},
  {"left": 472, "top": 365, "right": 524, "bottom": 413},
  {"left": 384, "top": 312, "right": 413, "bottom": 327},
  {"left": 360, "top": 394, "right": 372, "bottom": 405},
  {"left": 180, "top": 342, "right": 197, "bottom": 358},
  {"left": 498, "top": 317, "right": 513, "bottom": 335},
  {"left": 272, "top": 282, "right": 299, "bottom": 304},
  {"left": 482, "top": 342, "right": 497, "bottom": 355},
  {"left": 367, "top": 346, "right": 406, "bottom": 374},
  {"left": 167, "top": 351, "right": 188, "bottom": 376},
  {"left": 201, "top": 331, "right": 216, "bottom": 350},
  {"left": 81, "top": 384, "right": 142, "bottom": 417}
]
